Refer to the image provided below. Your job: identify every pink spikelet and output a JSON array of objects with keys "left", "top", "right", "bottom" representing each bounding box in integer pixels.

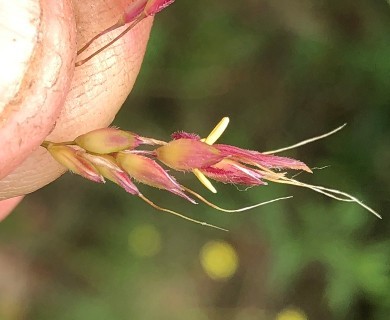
[{"left": 42, "top": 118, "right": 382, "bottom": 229}]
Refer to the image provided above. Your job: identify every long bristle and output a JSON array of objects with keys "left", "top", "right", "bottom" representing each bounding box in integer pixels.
[
  {"left": 76, "top": 18, "right": 141, "bottom": 67},
  {"left": 138, "top": 194, "right": 228, "bottom": 231},
  {"left": 77, "top": 20, "right": 124, "bottom": 56},
  {"left": 263, "top": 124, "right": 347, "bottom": 155},
  {"left": 265, "top": 176, "right": 382, "bottom": 219},
  {"left": 184, "top": 187, "right": 292, "bottom": 213}
]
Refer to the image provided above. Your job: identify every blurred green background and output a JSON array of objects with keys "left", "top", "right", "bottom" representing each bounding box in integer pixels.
[{"left": 1, "top": 0, "right": 390, "bottom": 319}]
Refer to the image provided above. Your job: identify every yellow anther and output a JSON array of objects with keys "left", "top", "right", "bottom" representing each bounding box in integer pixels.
[
  {"left": 204, "top": 117, "right": 230, "bottom": 145},
  {"left": 193, "top": 169, "right": 217, "bottom": 194},
  {"left": 194, "top": 117, "right": 230, "bottom": 193}
]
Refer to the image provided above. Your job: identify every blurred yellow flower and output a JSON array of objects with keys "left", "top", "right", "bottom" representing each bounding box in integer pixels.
[
  {"left": 128, "top": 224, "right": 162, "bottom": 257},
  {"left": 199, "top": 240, "right": 239, "bottom": 280},
  {"left": 276, "top": 307, "right": 308, "bottom": 320}
]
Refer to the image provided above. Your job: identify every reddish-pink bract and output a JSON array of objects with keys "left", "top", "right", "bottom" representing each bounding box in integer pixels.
[
  {"left": 156, "top": 139, "right": 225, "bottom": 171},
  {"left": 47, "top": 145, "right": 104, "bottom": 183},
  {"left": 116, "top": 152, "right": 196, "bottom": 203},
  {"left": 201, "top": 159, "right": 266, "bottom": 186},
  {"left": 144, "top": 0, "right": 175, "bottom": 16},
  {"left": 214, "top": 144, "right": 312, "bottom": 173}
]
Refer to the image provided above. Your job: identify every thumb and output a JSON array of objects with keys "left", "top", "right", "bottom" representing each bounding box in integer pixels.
[
  {"left": 0, "top": 0, "right": 153, "bottom": 201},
  {"left": 0, "top": 0, "right": 76, "bottom": 179}
]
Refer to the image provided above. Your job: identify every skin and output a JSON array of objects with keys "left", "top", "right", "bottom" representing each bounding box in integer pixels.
[{"left": 0, "top": 0, "right": 153, "bottom": 220}]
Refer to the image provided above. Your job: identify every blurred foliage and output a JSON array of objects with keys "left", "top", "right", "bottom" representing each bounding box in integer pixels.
[{"left": 1, "top": 0, "right": 390, "bottom": 319}]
